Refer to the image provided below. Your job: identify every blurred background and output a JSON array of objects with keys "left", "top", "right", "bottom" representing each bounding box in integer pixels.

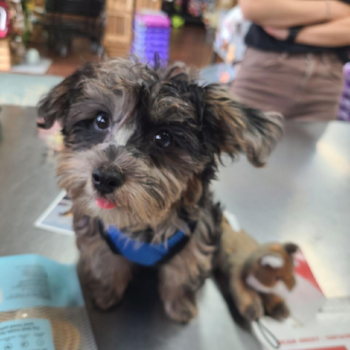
[
  {"left": 0, "top": 0, "right": 239, "bottom": 106},
  {"left": 1, "top": 0, "right": 350, "bottom": 123},
  {"left": 0, "top": 0, "right": 349, "bottom": 122}
]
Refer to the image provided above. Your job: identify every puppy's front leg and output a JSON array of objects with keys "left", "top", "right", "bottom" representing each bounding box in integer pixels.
[
  {"left": 159, "top": 263, "right": 198, "bottom": 323},
  {"left": 159, "top": 239, "right": 214, "bottom": 323},
  {"left": 75, "top": 214, "right": 134, "bottom": 310}
]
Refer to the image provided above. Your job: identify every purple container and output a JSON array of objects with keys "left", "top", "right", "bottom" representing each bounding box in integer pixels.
[
  {"left": 338, "top": 107, "right": 350, "bottom": 121},
  {"left": 340, "top": 95, "right": 350, "bottom": 109},
  {"left": 133, "top": 44, "right": 169, "bottom": 53},
  {"left": 134, "top": 25, "right": 171, "bottom": 34},
  {"left": 134, "top": 32, "right": 171, "bottom": 42},
  {"left": 132, "top": 11, "right": 171, "bottom": 67},
  {"left": 134, "top": 40, "right": 169, "bottom": 50},
  {"left": 338, "top": 63, "right": 350, "bottom": 121},
  {"left": 135, "top": 11, "right": 171, "bottom": 28}
]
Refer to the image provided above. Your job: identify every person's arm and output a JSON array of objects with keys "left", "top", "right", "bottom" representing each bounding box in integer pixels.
[
  {"left": 296, "top": 17, "right": 350, "bottom": 47},
  {"left": 239, "top": 0, "right": 350, "bottom": 28},
  {"left": 264, "top": 16, "right": 350, "bottom": 47}
]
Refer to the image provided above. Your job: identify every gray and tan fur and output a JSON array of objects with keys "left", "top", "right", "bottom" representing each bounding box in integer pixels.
[{"left": 38, "top": 58, "right": 284, "bottom": 323}]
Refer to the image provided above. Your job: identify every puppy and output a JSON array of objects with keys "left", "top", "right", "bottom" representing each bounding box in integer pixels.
[{"left": 38, "top": 58, "right": 283, "bottom": 323}]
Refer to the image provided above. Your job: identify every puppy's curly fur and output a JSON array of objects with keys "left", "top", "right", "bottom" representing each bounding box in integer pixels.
[{"left": 38, "top": 58, "right": 283, "bottom": 323}]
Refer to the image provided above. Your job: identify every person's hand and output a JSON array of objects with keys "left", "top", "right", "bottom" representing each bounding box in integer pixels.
[{"left": 263, "top": 26, "right": 289, "bottom": 40}]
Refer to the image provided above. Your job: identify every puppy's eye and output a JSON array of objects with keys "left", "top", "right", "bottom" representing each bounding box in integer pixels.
[
  {"left": 154, "top": 131, "right": 172, "bottom": 148},
  {"left": 94, "top": 113, "right": 110, "bottom": 130}
]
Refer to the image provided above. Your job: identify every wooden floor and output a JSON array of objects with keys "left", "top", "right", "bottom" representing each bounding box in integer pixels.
[
  {"left": 44, "top": 25, "right": 213, "bottom": 77},
  {"left": 169, "top": 25, "right": 213, "bottom": 67}
]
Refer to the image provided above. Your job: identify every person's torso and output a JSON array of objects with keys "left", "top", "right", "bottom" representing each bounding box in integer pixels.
[{"left": 245, "top": 0, "right": 350, "bottom": 62}]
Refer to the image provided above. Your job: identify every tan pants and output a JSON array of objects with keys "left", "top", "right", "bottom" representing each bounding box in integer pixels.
[{"left": 232, "top": 48, "right": 344, "bottom": 121}]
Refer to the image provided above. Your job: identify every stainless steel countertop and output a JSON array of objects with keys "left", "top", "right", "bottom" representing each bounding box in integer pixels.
[
  {"left": 1, "top": 106, "right": 349, "bottom": 350},
  {"left": 213, "top": 122, "right": 350, "bottom": 298}
]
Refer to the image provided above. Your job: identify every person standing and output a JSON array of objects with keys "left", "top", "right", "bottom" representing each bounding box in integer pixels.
[{"left": 232, "top": 0, "right": 350, "bottom": 121}]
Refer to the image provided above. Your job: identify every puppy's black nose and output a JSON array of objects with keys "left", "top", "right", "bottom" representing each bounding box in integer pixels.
[{"left": 92, "top": 167, "right": 124, "bottom": 194}]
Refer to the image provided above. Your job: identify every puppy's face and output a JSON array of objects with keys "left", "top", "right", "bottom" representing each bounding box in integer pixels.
[{"left": 38, "top": 59, "right": 282, "bottom": 229}]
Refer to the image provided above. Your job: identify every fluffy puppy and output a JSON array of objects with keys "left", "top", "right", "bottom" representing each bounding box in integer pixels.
[{"left": 38, "top": 58, "right": 284, "bottom": 323}]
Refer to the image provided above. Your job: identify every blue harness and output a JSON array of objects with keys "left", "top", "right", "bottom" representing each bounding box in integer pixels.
[{"left": 102, "top": 225, "right": 191, "bottom": 267}]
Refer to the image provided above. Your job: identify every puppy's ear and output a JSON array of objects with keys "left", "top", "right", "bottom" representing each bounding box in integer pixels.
[
  {"left": 203, "top": 84, "right": 283, "bottom": 167},
  {"left": 37, "top": 63, "right": 95, "bottom": 129}
]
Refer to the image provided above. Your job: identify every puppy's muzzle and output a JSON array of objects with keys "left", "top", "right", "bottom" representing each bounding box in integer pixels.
[{"left": 92, "top": 166, "right": 124, "bottom": 194}]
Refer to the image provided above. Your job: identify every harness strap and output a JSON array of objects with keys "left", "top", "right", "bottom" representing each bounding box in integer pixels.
[{"left": 99, "top": 222, "right": 195, "bottom": 267}]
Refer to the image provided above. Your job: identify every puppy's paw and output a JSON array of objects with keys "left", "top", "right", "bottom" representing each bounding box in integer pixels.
[
  {"left": 92, "top": 293, "right": 121, "bottom": 311},
  {"left": 164, "top": 297, "right": 198, "bottom": 323},
  {"left": 89, "top": 282, "right": 124, "bottom": 311}
]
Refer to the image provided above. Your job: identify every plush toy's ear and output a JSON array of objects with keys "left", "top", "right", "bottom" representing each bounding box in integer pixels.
[
  {"left": 37, "top": 63, "right": 95, "bottom": 129},
  {"left": 203, "top": 84, "right": 283, "bottom": 167},
  {"left": 260, "top": 253, "right": 285, "bottom": 269},
  {"left": 284, "top": 243, "right": 299, "bottom": 255}
]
